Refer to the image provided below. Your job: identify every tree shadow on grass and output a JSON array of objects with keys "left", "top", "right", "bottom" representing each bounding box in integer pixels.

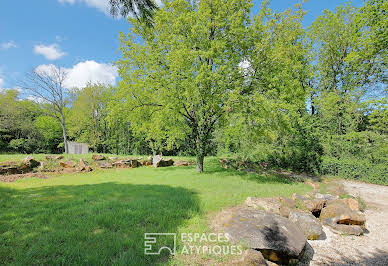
[
  {"left": 0, "top": 183, "right": 200, "bottom": 265},
  {"left": 202, "top": 157, "right": 295, "bottom": 184}
]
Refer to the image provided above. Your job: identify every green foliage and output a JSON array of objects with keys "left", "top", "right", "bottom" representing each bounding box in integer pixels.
[
  {"left": 0, "top": 0, "right": 386, "bottom": 180},
  {"left": 9, "top": 138, "right": 38, "bottom": 154},
  {"left": 68, "top": 83, "right": 110, "bottom": 152},
  {"left": 368, "top": 91, "right": 388, "bottom": 134},
  {"left": 269, "top": 116, "right": 323, "bottom": 174},
  {"left": 115, "top": 0, "right": 252, "bottom": 171},
  {"left": 324, "top": 131, "right": 387, "bottom": 163},
  {"left": 34, "top": 116, "right": 62, "bottom": 153},
  {"left": 0, "top": 89, "right": 42, "bottom": 153},
  {"left": 321, "top": 156, "right": 388, "bottom": 185}
]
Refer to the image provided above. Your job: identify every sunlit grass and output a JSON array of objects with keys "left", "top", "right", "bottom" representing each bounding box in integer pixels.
[{"left": 0, "top": 156, "right": 310, "bottom": 265}]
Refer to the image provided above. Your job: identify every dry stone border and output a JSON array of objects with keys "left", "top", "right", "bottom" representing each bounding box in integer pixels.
[{"left": 0, "top": 155, "right": 194, "bottom": 182}]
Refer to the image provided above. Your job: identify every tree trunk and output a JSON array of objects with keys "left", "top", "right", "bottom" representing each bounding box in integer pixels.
[
  {"left": 196, "top": 154, "right": 204, "bottom": 173},
  {"left": 60, "top": 119, "right": 68, "bottom": 154}
]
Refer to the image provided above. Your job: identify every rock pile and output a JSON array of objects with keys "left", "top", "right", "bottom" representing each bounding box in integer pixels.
[
  {"left": 213, "top": 206, "right": 307, "bottom": 264},
  {"left": 1, "top": 154, "right": 194, "bottom": 182},
  {"left": 152, "top": 155, "right": 174, "bottom": 168},
  {"left": 213, "top": 180, "right": 367, "bottom": 265},
  {"left": 0, "top": 156, "right": 41, "bottom": 175},
  {"left": 112, "top": 159, "right": 139, "bottom": 168}
]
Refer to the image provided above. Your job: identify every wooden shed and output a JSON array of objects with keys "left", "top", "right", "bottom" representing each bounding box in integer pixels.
[{"left": 68, "top": 142, "right": 89, "bottom": 154}]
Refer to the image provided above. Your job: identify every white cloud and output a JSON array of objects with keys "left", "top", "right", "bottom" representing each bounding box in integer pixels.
[
  {"left": 58, "top": 0, "right": 163, "bottom": 16},
  {"left": 35, "top": 60, "right": 118, "bottom": 89},
  {"left": 64, "top": 60, "right": 117, "bottom": 89},
  {"left": 59, "top": 0, "right": 110, "bottom": 15},
  {"left": 1, "top": 41, "right": 17, "bottom": 50},
  {"left": 34, "top": 44, "right": 66, "bottom": 60},
  {"left": 26, "top": 95, "right": 46, "bottom": 103},
  {"left": 0, "top": 78, "right": 4, "bottom": 88}
]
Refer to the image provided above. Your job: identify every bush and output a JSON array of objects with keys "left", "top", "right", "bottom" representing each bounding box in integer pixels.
[
  {"left": 321, "top": 156, "right": 388, "bottom": 185},
  {"left": 268, "top": 117, "right": 323, "bottom": 174},
  {"left": 9, "top": 138, "right": 39, "bottom": 154}
]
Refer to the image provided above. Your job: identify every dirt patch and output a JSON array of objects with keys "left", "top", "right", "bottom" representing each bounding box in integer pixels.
[
  {"left": 0, "top": 172, "right": 48, "bottom": 182},
  {"left": 298, "top": 180, "right": 388, "bottom": 265}
]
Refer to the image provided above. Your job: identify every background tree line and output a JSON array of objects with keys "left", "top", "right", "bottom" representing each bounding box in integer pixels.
[{"left": 0, "top": 0, "right": 386, "bottom": 181}]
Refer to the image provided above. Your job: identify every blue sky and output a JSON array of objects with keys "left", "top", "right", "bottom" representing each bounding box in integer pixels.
[{"left": 0, "top": 0, "right": 363, "bottom": 93}]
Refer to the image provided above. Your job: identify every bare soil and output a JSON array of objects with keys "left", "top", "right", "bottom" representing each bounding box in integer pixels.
[{"left": 299, "top": 180, "right": 388, "bottom": 265}]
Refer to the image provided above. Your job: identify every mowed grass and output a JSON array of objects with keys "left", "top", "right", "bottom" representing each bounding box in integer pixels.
[{"left": 0, "top": 155, "right": 311, "bottom": 265}]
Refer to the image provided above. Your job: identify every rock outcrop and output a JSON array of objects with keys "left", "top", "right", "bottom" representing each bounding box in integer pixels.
[
  {"left": 152, "top": 156, "right": 174, "bottom": 168},
  {"left": 59, "top": 160, "right": 76, "bottom": 168},
  {"left": 213, "top": 207, "right": 307, "bottom": 264},
  {"left": 92, "top": 154, "right": 106, "bottom": 161},
  {"left": 320, "top": 200, "right": 366, "bottom": 226},
  {"left": 289, "top": 210, "right": 323, "bottom": 240}
]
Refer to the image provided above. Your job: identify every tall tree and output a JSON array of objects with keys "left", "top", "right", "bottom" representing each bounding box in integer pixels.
[
  {"left": 116, "top": 0, "right": 252, "bottom": 172},
  {"left": 219, "top": 2, "right": 312, "bottom": 162},
  {"left": 308, "top": 2, "right": 384, "bottom": 136},
  {"left": 19, "top": 65, "right": 70, "bottom": 153},
  {"left": 109, "top": 0, "right": 158, "bottom": 25},
  {"left": 68, "top": 83, "right": 109, "bottom": 152}
]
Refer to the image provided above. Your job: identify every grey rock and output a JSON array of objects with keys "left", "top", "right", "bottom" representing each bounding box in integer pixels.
[
  {"left": 213, "top": 207, "right": 307, "bottom": 264},
  {"left": 245, "top": 197, "right": 282, "bottom": 215},
  {"left": 234, "top": 249, "right": 268, "bottom": 266},
  {"left": 323, "top": 217, "right": 364, "bottom": 236},
  {"left": 320, "top": 202, "right": 366, "bottom": 226},
  {"left": 315, "top": 193, "right": 338, "bottom": 201},
  {"left": 289, "top": 210, "right": 323, "bottom": 240},
  {"left": 96, "top": 160, "right": 112, "bottom": 169}
]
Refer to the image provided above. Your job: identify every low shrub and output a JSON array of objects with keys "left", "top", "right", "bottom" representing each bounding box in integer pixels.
[{"left": 321, "top": 156, "right": 388, "bottom": 185}]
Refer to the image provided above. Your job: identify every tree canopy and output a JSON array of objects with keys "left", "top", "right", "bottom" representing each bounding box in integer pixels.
[{"left": 1, "top": 0, "right": 386, "bottom": 181}]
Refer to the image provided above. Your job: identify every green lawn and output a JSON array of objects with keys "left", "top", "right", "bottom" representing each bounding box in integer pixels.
[{"left": 0, "top": 155, "right": 311, "bottom": 265}]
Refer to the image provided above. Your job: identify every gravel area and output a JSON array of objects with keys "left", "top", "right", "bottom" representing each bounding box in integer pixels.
[{"left": 299, "top": 181, "right": 388, "bottom": 265}]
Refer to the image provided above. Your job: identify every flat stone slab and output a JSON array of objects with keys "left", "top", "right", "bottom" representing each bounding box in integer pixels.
[{"left": 213, "top": 206, "right": 307, "bottom": 264}]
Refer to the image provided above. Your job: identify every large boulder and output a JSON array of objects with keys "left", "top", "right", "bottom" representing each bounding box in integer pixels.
[
  {"left": 341, "top": 198, "right": 361, "bottom": 212},
  {"left": 92, "top": 154, "right": 106, "bottom": 161},
  {"left": 112, "top": 159, "right": 139, "bottom": 168},
  {"left": 320, "top": 201, "right": 366, "bottom": 226},
  {"left": 219, "top": 158, "right": 231, "bottom": 169},
  {"left": 96, "top": 160, "right": 113, "bottom": 169},
  {"left": 22, "top": 156, "right": 40, "bottom": 169},
  {"left": 288, "top": 210, "right": 323, "bottom": 240},
  {"left": 291, "top": 193, "right": 308, "bottom": 201},
  {"left": 314, "top": 193, "right": 338, "bottom": 201},
  {"left": 77, "top": 159, "right": 92, "bottom": 172},
  {"left": 232, "top": 249, "right": 268, "bottom": 266},
  {"left": 174, "top": 160, "right": 189, "bottom": 167},
  {"left": 213, "top": 207, "right": 307, "bottom": 264},
  {"left": 302, "top": 199, "right": 326, "bottom": 214},
  {"left": 0, "top": 161, "right": 20, "bottom": 175},
  {"left": 0, "top": 157, "right": 41, "bottom": 175},
  {"left": 46, "top": 155, "right": 64, "bottom": 160},
  {"left": 153, "top": 155, "right": 162, "bottom": 167},
  {"left": 245, "top": 197, "right": 282, "bottom": 215},
  {"left": 246, "top": 197, "right": 296, "bottom": 218},
  {"left": 323, "top": 217, "right": 364, "bottom": 236},
  {"left": 12, "top": 156, "right": 41, "bottom": 174},
  {"left": 59, "top": 160, "right": 76, "bottom": 168},
  {"left": 152, "top": 156, "right": 174, "bottom": 168}
]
